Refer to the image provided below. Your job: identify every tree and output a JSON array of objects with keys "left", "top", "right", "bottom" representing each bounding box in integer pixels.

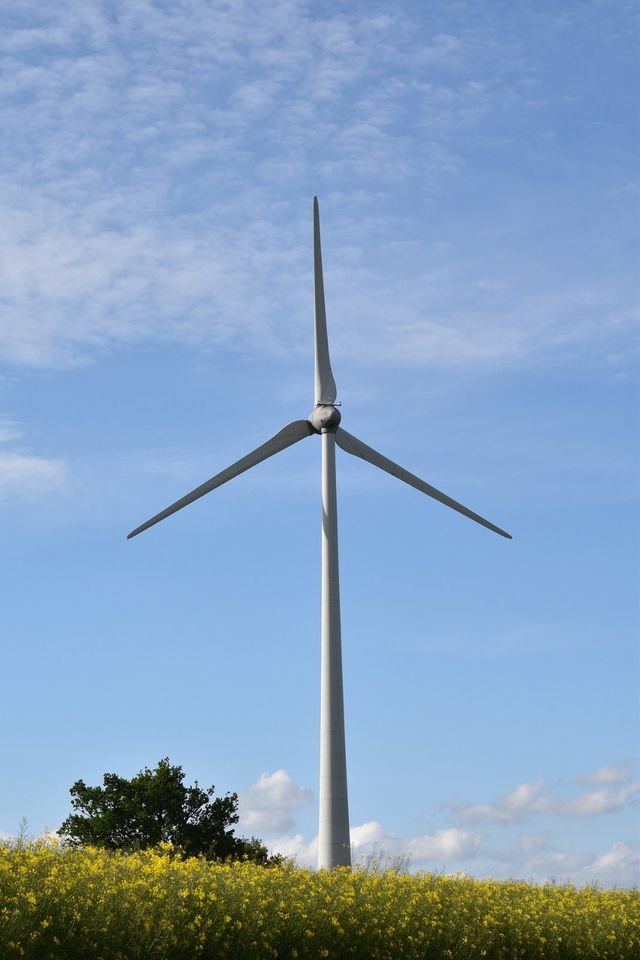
[{"left": 57, "top": 758, "right": 273, "bottom": 863}]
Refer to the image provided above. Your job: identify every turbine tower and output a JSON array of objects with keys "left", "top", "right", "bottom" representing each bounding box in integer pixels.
[{"left": 127, "top": 197, "right": 511, "bottom": 870}]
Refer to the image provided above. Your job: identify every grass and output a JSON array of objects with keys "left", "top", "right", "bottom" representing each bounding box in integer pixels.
[{"left": 0, "top": 840, "right": 637, "bottom": 959}]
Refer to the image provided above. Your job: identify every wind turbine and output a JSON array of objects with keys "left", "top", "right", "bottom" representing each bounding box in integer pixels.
[{"left": 127, "top": 197, "right": 512, "bottom": 870}]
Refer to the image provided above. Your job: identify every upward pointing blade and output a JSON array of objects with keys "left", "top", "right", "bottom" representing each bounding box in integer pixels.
[
  {"left": 314, "top": 197, "right": 337, "bottom": 405},
  {"left": 127, "top": 420, "right": 315, "bottom": 539},
  {"left": 336, "top": 427, "right": 512, "bottom": 539}
]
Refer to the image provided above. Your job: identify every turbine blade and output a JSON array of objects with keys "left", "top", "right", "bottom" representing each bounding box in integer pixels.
[
  {"left": 314, "top": 196, "right": 337, "bottom": 405},
  {"left": 127, "top": 419, "right": 315, "bottom": 539},
  {"left": 335, "top": 428, "right": 512, "bottom": 539}
]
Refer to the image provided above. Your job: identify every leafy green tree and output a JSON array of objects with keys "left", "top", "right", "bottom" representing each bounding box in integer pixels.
[{"left": 57, "top": 758, "right": 273, "bottom": 863}]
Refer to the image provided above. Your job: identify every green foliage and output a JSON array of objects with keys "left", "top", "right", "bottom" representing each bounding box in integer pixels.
[{"left": 57, "top": 758, "right": 271, "bottom": 864}]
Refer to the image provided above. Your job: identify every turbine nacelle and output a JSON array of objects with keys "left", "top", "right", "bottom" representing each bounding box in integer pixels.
[{"left": 309, "top": 404, "right": 341, "bottom": 433}]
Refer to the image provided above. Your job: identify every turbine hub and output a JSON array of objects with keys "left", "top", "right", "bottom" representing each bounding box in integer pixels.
[{"left": 309, "top": 404, "right": 341, "bottom": 433}]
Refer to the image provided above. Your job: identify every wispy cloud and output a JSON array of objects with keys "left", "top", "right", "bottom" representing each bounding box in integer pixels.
[
  {"left": 576, "top": 761, "right": 635, "bottom": 786},
  {"left": 2, "top": 1, "right": 633, "bottom": 374},
  {"left": 489, "top": 835, "right": 640, "bottom": 888},
  {"left": 0, "top": 414, "right": 68, "bottom": 499},
  {"left": 0, "top": 452, "right": 68, "bottom": 499},
  {"left": 455, "top": 766, "right": 639, "bottom": 824},
  {"left": 0, "top": 191, "right": 297, "bottom": 367},
  {"left": 0, "top": 416, "right": 24, "bottom": 443}
]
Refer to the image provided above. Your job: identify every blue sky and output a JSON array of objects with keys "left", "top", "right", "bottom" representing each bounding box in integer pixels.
[{"left": 1, "top": 0, "right": 638, "bottom": 885}]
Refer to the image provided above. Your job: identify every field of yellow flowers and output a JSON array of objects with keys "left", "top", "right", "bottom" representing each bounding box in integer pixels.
[{"left": 0, "top": 841, "right": 637, "bottom": 959}]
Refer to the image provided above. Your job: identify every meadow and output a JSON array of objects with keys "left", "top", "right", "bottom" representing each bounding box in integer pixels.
[{"left": 0, "top": 841, "right": 637, "bottom": 959}]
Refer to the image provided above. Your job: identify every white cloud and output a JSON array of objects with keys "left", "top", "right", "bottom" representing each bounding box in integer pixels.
[
  {"left": 353, "top": 822, "right": 480, "bottom": 865},
  {"left": 576, "top": 761, "right": 634, "bottom": 785},
  {"left": 580, "top": 841, "right": 640, "bottom": 887},
  {"left": 561, "top": 782, "right": 640, "bottom": 817},
  {"left": 456, "top": 770, "right": 640, "bottom": 824},
  {"left": 239, "top": 770, "right": 312, "bottom": 833},
  {"left": 267, "top": 832, "right": 318, "bottom": 867},
  {"left": 456, "top": 779, "right": 553, "bottom": 823},
  {"left": 0, "top": 452, "right": 68, "bottom": 499},
  {"left": 349, "top": 820, "right": 387, "bottom": 848},
  {"left": 267, "top": 820, "right": 480, "bottom": 869}
]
